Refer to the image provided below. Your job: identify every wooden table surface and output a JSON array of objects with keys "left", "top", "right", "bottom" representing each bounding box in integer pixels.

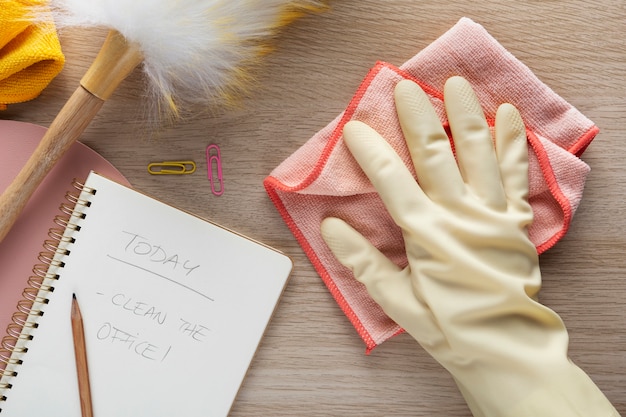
[{"left": 2, "top": 1, "right": 624, "bottom": 415}]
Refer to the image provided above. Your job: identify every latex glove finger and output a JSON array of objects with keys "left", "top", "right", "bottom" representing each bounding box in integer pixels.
[
  {"left": 444, "top": 76, "right": 506, "bottom": 209},
  {"left": 342, "top": 120, "right": 429, "bottom": 232},
  {"left": 494, "top": 103, "right": 533, "bottom": 220},
  {"left": 320, "top": 217, "right": 406, "bottom": 301},
  {"left": 394, "top": 79, "right": 464, "bottom": 203},
  {"left": 320, "top": 217, "right": 445, "bottom": 345}
]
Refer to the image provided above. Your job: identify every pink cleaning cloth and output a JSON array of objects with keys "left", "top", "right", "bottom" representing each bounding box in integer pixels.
[{"left": 264, "top": 17, "right": 598, "bottom": 353}]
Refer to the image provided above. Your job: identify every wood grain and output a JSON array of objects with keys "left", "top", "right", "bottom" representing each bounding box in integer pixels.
[{"left": 1, "top": 1, "right": 624, "bottom": 415}]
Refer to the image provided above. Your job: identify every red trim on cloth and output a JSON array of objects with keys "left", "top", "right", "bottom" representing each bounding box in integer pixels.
[
  {"left": 527, "top": 129, "right": 572, "bottom": 254},
  {"left": 264, "top": 178, "right": 378, "bottom": 351}
]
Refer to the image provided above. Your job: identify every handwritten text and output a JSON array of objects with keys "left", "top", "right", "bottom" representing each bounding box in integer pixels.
[
  {"left": 97, "top": 322, "right": 172, "bottom": 362},
  {"left": 122, "top": 231, "right": 201, "bottom": 277}
]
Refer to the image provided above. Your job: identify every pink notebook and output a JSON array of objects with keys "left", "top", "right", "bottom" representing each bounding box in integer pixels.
[{"left": 0, "top": 120, "right": 130, "bottom": 341}]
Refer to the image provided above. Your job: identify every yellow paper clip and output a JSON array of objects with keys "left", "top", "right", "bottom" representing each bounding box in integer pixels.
[
  {"left": 206, "top": 144, "right": 224, "bottom": 196},
  {"left": 147, "top": 161, "right": 196, "bottom": 175}
]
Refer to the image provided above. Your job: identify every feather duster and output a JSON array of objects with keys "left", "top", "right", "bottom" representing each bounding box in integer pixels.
[
  {"left": 0, "top": 0, "right": 327, "bottom": 241},
  {"left": 47, "top": 0, "right": 327, "bottom": 120}
]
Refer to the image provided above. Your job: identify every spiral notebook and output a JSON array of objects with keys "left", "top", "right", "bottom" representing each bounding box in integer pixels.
[{"left": 0, "top": 171, "right": 292, "bottom": 416}]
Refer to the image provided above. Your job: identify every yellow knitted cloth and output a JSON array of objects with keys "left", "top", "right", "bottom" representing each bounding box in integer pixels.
[{"left": 0, "top": 0, "right": 65, "bottom": 110}]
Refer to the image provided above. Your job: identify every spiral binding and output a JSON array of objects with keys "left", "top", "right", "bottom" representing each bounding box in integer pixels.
[{"left": 0, "top": 179, "right": 96, "bottom": 406}]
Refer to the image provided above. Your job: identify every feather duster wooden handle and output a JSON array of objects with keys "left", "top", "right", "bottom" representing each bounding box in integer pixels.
[{"left": 0, "top": 30, "right": 142, "bottom": 241}]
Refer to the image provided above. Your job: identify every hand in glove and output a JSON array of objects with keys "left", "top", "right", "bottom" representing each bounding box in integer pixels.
[{"left": 321, "top": 77, "right": 619, "bottom": 417}]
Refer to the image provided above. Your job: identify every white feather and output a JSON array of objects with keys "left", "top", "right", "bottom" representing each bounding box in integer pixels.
[{"left": 46, "top": 0, "right": 326, "bottom": 121}]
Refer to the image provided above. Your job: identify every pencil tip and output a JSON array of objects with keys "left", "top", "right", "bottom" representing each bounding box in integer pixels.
[{"left": 73, "top": 293, "right": 77, "bottom": 300}]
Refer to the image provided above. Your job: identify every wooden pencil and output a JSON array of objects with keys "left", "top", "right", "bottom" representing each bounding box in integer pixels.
[{"left": 71, "top": 294, "right": 94, "bottom": 417}]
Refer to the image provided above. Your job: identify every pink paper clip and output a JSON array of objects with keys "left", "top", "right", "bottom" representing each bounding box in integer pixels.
[{"left": 206, "top": 144, "right": 224, "bottom": 196}]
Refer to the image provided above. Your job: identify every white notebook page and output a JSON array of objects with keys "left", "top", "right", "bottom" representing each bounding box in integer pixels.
[{"left": 0, "top": 171, "right": 292, "bottom": 416}]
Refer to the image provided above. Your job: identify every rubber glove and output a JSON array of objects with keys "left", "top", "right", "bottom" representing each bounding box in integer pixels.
[
  {"left": 321, "top": 77, "right": 620, "bottom": 417},
  {"left": 0, "top": 0, "right": 65, "bottom": 110}
]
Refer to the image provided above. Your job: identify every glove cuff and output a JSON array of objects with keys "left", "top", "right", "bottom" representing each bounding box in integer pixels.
[{"left": 460, "top": 361, "right": 619, "bottom": 417}]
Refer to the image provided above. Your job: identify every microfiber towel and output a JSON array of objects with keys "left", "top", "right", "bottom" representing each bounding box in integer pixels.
[
  {"left": 0, "top": 0, "right": 65, "bottom": 110},
  {"left": 264, "top": 17, "right": 598, "bottom": 352}
]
